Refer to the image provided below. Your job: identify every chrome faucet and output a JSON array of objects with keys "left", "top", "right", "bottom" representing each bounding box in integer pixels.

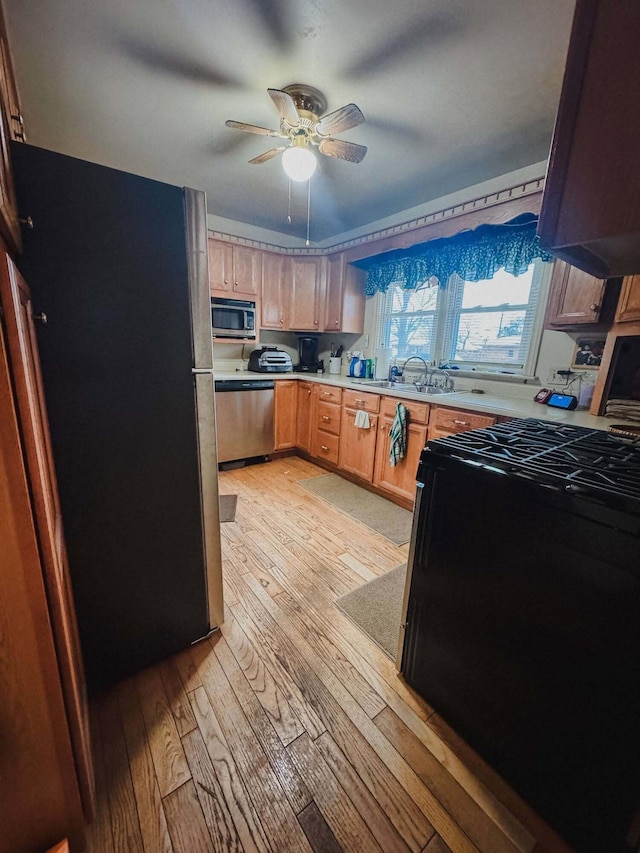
[{"left": 401, "top": 355, "right": 430, "bottom": 387}]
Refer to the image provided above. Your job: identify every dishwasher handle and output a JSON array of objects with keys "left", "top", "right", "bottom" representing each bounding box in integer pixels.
[{"left": 214, "top": 379, "right": 275, "bottom": 391}]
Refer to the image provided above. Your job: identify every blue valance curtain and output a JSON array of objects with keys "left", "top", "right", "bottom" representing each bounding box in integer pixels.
[{"left": 362, "top": 213, "right": 552, "bottom": 296}]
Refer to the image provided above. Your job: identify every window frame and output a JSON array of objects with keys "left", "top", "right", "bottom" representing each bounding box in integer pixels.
[{"left": 374, "top": 259, "right": 552, "bottom": 380}]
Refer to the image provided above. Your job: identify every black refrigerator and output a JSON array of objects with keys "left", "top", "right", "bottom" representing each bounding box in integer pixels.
[{"left": 12, "top": 143, "right": 224, "bottom": 689}]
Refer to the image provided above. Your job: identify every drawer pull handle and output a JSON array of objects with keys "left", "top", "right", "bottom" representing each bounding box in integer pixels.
[
  {"left": 321, "top": 445, "right": 329, "bottom": 451},
  {"left": 322, "top": 415, "right": 331, "bottom": 422},
  {"left": 322, "top": 391, "right": 332, "bottom": 396},
  {"left": 453, "top": 419, "right": 470, "bottom": 426},
  {"left": 354, "top": 398, "right": 364, "bottom": 404}
]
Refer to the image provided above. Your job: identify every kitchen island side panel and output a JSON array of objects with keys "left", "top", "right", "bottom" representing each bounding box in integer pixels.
[{"left": 11, "top": 143, "right": 209, "bottom": 688}]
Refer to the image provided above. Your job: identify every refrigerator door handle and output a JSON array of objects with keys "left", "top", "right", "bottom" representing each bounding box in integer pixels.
[{"left": 193, "top": 369, "right": 224, "bottom": 630}]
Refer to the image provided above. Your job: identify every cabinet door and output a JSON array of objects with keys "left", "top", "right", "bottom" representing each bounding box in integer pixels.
[
  {"left": 208, "top": 238, "right": 234, "bottom": 295},
  {"left": 616, "top": 275, "right": 640, "bottom": 323},
  {"left": 233, "top": 245, "right": 260, "bottom": 296},
  {"left": 274, "top": 380, "right": 297, "bottom": 450},
  {"left": 374, "top": 417, "right": 428, "bottom": 505},
  {"left": 341, "top": 263, "right": 366, "bottom": 335},
  {"left": 545, "top": 260, "right": 606, "bottom": 326},
  {"left": 261, "top": 252, "right": 287, "bottom": 329},
  {"left": 289, "top": 256, "right": 324, "bottom": 330},
  {"left": 324, "top": 254, "right": 344, "bottom": 331},
  {"left": 339, "top": 407, "right": 378, "bottom": 482},
  {"left": 296, "top": 381, "right": 314, "bottom": 452},
  {"left": 0, "top": 254, "right": 94, "bottom": 817}
]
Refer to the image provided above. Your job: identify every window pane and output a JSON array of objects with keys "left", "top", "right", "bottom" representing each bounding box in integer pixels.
[
  {"left": 390, "top": 285, "right": 438, "bottom": 313},
  {"left": 460, "top": 268, "right": 533, "bottom": 308},
  {"left": 451, "top": 309, "right": 527, "bottom": 365},
  {"left": 389, "top": 314, "right": 436, "bottom": 360}
]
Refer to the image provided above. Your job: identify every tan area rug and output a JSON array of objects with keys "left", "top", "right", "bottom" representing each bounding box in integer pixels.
[
  {"left": 335, "top": 565, "right": 407, "bottom": 659},
  {"left": 219, "top": 494, "right": 238, "bottom": 523},
  {"left": 299, "top": 474, "right": 413, "bottom": 545}
]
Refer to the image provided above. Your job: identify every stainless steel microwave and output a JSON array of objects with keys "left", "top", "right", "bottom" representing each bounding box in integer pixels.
[{"left": 211, "top": 297, "right": 256, "bottom": 340}]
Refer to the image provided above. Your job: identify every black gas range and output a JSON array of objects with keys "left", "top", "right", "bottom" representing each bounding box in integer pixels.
[
  {"left": 404, "top": 417, "right": 640, "bottom": 852},
  {"left": 423, "top": 417, "right": 640, "bottom": 527}
]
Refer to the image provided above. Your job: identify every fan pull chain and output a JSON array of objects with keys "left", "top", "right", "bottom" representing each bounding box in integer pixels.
[
  {"left": 306, "top": 177, "right": 311, "bottom": 246},
  {"left": 287, "top": 178, "right": 292, "bottom": 225}
]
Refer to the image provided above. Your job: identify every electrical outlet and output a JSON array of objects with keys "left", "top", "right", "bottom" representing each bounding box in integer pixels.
[{"left": 547, "top": 366, "right": 573, "bottom": 384}]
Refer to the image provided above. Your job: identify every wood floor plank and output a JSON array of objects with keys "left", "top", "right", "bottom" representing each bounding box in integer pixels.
[
  {"left": 188, "top": 685, "right": 270, "bottom": 853},
  {"left": 313, "top": 732, "right": 411, "bottom": 853},
  {"left": 272, "top": 588, "right": 387, "bottom": 719},
  {"left": 218, "top": 612, "right": 306, "bottom": 746},
  {"left": 228, "top": 598, "right": 327, "bottom": 741},
  {"left": 85, "top": 698, "right": 116, "bottom": 853},
  {"left": 173, "top": 646, "right": 202, "bottom": 694},
  {"left": 424, "top": 836, "right": 454, "bottom": 853},
  {"left": 159, "top": 657, "right": 198, "bottom": 737},
  {"left": 297, "top": 801, "right": 343, "bottom": 853},
  {"left": 213, "top": 632, "right": 312, "bottom": 813},
  {"left": 288, "top": 733, "right": 384, "bottom": 853},
  {"left": 98, "top": 692, "right": 144, "bottom": 853},
  {"left": 374, "top": 706, "right": 520, "bottom": 853},
  {"left": 135, "top": 666, "right": 191, "bottom": 798},
  {"left": 232, "top": 574, "right": 434, "bottom": 853},
  {"left": 117, "top": 679, "right": 173, "bottom": 853},
  {"left": 182, "top": 727, "right": 245, "bottom": 853},
  {"left": 190, "top": 639, "right": 315, "bottom": 853},
  {"left": 163, "top": 780, "right": 214, "bottom": 853}
]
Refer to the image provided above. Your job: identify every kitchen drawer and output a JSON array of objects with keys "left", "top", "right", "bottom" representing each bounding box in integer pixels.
[
  {"left": 313, "top": 430, "right": 339, "bottom": 465},
  {"left": 431, "top": 407, "right": 495, "bottom": 434},
  {"left": 380, "top": 396, "right": 429, "bottom": 425},
  {"left": 317, "top": 400, "right": 341, "bottom": 435},
  {"left": 317, "top": 385, "right": 343, "bottom": 405},
  {"left": 343, "top": 388, "right": 380, "bottom": 413}
]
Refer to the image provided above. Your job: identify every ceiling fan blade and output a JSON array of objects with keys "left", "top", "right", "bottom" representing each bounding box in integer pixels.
[
  {"left": 226, "top": 120, "right": 283, "bottom": 137},
  {"left": 316, "top": 104, "right": 365, "bottom": 137},
  {"left": 319, "top": 138, "right": 368, "bottom": 164},
  {"left": 248, "top": 147, "right": 286, "bottom": 165},
  {"left": 267, "top": 88, "right": 300, "bottom": 128}
]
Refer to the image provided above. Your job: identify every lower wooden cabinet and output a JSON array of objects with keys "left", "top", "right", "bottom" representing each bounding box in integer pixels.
[
  {"left": 373, "top": 397, "right": 429, "bottom": 504},
  {"left": 428, "top": 406, "right": 496, "bottom": 440},
  {"left": 339, "top": 406, "right": 379, "bottom": 482},
  {"left": 296, "top": 381, "right": 314, "bottom": 452},
  {"left": 274, "top": 380, "right": 298, "bottom": 450}
]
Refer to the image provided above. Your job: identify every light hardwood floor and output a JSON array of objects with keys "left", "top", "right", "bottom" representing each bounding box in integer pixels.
[{"left": 85, "top": 456, "right": 570, "bottom": 853}]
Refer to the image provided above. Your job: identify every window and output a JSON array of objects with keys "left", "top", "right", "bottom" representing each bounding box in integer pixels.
[{"left": 376, "top": 260, "right": 550, "bottom": 376}]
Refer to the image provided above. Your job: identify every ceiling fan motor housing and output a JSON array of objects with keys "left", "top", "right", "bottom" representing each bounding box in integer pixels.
[{"left": 281, "top": 84, "right": 327, "bottom": 121}]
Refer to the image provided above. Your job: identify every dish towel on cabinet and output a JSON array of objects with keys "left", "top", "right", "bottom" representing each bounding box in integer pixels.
[
  {"left": 354, "top": 409, "right": 370, "bottom": 429},
  {"left": 389, "top": 403, "right": 408, "bottom": 466}
]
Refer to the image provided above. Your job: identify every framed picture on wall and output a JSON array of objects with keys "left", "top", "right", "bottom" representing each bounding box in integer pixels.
[{"left": 571, "top": 337, "right": 606, "bottom": 369}]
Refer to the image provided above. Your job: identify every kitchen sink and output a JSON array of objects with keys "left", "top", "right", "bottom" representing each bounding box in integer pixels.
[{"left": 356, "top": 380, "right": 461, "bottom": 395}]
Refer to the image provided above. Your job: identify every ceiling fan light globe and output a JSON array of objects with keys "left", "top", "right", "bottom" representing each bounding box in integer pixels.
[{"left": 282, "top": 147, "right": 317, "bottom": 182}]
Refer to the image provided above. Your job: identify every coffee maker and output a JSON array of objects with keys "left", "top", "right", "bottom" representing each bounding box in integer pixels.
[{"left": 294, "top": 335, "right": 323, "bottom": 373}]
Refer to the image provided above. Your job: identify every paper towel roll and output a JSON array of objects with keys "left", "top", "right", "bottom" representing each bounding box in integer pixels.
[{"left": 375, "top": 348, "right": 391, "bottom": 380}]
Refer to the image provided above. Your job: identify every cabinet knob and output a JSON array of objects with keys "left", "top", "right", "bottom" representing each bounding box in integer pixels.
[
  {"left": 235, "top": 281, "right": 239, "bottom": 286},
  {"left": 590, "top": 303, "right": 599, "bottom": 312},
  {"left": 314, "top": 320, "right": 318, "bottom": 325},
  {"left": 19, "top": 215, "right": 34, "bottom": 229},
  {"left": 224, "top": 279, "right": 229, "bottom": 285},
  {"left": 321, "top": 445, "right": 329, "bottom": 452},
  {"left": 322, "top": 415, "right": 330, "bottom": 422},
  {"left": 33, "top": 312, "right": 48, "bottom": 324}
]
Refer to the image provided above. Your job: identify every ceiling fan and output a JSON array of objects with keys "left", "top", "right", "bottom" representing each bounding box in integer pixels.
[{"left": 225, "top": 84, "right": 367, "bottom": 181}]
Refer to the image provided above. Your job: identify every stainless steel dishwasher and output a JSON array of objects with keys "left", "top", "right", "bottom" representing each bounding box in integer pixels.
[{"left": 214, "top": 379, "right": 275, "bottom": 463}]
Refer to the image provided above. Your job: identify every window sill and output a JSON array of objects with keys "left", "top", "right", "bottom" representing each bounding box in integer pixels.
[{"left": 446, "top": 368, "right": 538, "bottom": 384}]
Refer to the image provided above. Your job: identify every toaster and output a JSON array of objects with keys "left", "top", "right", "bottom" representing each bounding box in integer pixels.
[{"left": 248, "top": 346, "right": 293, "bottom": 373}]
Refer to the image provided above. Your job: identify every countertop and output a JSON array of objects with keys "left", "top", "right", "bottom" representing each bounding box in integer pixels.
[{"left": 213, "top": 370, "right": 632, "bottom": 432}]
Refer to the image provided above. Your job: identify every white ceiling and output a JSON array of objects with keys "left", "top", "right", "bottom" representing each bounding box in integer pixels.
[{"left": 5, "top": 0, "right": 575, "bottom": 244}]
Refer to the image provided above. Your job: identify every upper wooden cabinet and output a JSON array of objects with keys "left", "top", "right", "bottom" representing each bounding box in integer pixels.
[
  {"left": 616, "top": 275, "right": 640, "bottom": 323},
  {"left": 538, "top": 1, "right": 640, "bottom": 278},
  {"left": 261, "top": 251, "right": 286, "bottom": 329},
  {"left": 324, "top": 254, "right": 366, "bottom": 334},
  {"left": 208, "top": 238, "right": 261, "bottom": 297},
  {"left": 288, "top": 255, "right": 325, "bottom": 330},
  {"left": 545, "top": 261, "right": 607, "bottom": 328}
]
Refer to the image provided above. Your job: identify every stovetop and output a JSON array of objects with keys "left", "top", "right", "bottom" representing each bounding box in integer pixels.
[{"left": 427, "top": 418, "right": 640, "bottom": 510}]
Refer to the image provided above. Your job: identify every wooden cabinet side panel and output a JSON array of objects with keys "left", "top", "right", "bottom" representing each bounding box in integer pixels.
[
  {"left": 274, "top": 380, "right": 298, "bottom": 450},
  {"left": 341, "top": 264, "right": 366, "bottom": 334},
  {"left": 0, "top": 254, "right": 95, "bottom": 818},
  {"left": 616, "top": 275, "right": 640, "bottom": 323},
  {"left": 296, "top": 382, "right": 314, "bottom": 452},
  {"left": 0, "top": 321, "right": 84, "bottom": 853}
]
